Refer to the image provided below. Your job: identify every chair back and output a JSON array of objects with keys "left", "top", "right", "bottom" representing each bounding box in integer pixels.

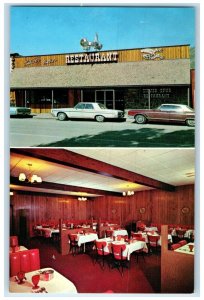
[
  {"left": 69, "top": 234, "right": 78, "bottom": 245},
  {"left": 112, "top": 243, "right": 127, "bottom": 260},
  {"left": 131, "top": 232, "right": 142, "bottom": 239},
  {"left": 176, "top": 229, "right": 186, "bottom": 239},
  {"left": 95, "top": 241, "right": 108, "bottom": 255},
  {"left": 148, "top": 235, "right": 160, "bottom": 247},
  {"left": 105, "top": 230, "right": 113, "bottom": 237},
  {"left": 10, "top": 248, "right": 40, "bottom": 277},
  {"left": 135, "top": 236, "right": 146, "bottom": 242}
]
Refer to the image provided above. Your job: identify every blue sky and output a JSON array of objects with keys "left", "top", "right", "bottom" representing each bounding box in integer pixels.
[{"left": 10, "top": 5, "right": 196, "bottom": 56}]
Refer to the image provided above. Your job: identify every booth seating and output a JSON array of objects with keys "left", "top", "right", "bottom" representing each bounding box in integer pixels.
[{"left": 10, "top": 249, "right": 40, "bottom": 277}]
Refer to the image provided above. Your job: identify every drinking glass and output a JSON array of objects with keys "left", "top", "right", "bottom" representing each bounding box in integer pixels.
[
  {"left": 31, "top": 274, "right": 40, "bottom": 289},
  {"left": 17, "top": 271, "right": 25, "bottom": 284}
]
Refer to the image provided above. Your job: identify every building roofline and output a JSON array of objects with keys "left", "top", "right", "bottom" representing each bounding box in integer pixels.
[{"left": 10, "top": 44, "right": 191, "bottom": 58}]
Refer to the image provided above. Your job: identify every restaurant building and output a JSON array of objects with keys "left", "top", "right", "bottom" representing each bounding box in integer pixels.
[{"left": 10, "top": 44, "right": 192, "bottom": 113}]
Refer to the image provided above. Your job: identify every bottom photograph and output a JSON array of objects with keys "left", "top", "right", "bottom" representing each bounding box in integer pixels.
[{"left": 8, "top": 147, "right": 195, "bottom": 294}]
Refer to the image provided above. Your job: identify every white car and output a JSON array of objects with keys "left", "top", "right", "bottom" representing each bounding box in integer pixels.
[{"left": 51, "top": 102, "right": 125, "bottom": 122}]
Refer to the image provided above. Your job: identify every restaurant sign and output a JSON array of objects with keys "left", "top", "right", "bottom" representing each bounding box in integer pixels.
[{"left": 66, "top": 52, "right": 118, "bottom": 64}]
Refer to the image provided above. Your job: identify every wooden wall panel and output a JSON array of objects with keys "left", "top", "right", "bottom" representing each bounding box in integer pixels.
[
  {"left": 161, "top": 225, "right": 194, "bottom": 293},
  {"left": 14, "top": 45, "right": 190, "bottom": 68},
  {"left": 10, "top": 184, "right": 194, "bottom": 237}
]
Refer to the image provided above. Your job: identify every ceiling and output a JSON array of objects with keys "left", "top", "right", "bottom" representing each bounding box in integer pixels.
[{"left": 10, "top": 148, "right": 195, "bottom": 197}]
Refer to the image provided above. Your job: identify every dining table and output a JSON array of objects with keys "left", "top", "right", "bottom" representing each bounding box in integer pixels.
[
  {"left": 97, "top": 237, "right": 148, "bottom": 260},
  {"left": 35, "top": 226, "right": 60, "bottom": 238},
  {"left": 112, "top": 229, "right": 128, "bottom": 237},
  {"left": 174, "top": 242, "right": 194, "bottom": 255},
  {"left": 9, "top": 246, "right": 28, "bottom": 253},
  {"left": 9, "top": 267, "right": 78, "bottom": 294},
  {"left": 138, "top": 232, "right": 172, "bottom": 245},
  {"left": 76, "top": 232, "right": 98, "bottom": 252}
]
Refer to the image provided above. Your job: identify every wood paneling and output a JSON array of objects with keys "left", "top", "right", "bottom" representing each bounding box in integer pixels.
[
  {"left": 10, "top": 185, "right": 194, "bottom": 238},
  {"left": 14, "top": 45, "right": 190, "bottom": 68},
  {"left": 161, "top": 225, "right": 194, "bottom": 293}
]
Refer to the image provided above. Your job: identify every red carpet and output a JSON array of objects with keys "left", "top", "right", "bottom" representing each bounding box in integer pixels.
[{"left": 27, "top": 237, "right": 161, "bottom": 294}]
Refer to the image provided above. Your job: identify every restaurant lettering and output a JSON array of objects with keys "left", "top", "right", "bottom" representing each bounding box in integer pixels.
[{"left": 66, "top": 52, "right": 118, "bottom": 64}]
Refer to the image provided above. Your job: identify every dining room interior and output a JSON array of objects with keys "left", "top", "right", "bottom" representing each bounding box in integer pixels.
[{"left": 8, "top": 147, "right": 195, "bottom": 294}]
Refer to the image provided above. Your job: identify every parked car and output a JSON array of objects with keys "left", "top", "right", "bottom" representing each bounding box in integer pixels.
[
  {"left": 51, "top": 102, "right": 125, "bottom": 122},
  {"left": 128, "top": 104, "right": 195, "bottom": 127},
  {"left": 10, "top": 106, "right": 31, "bottom": 116}
]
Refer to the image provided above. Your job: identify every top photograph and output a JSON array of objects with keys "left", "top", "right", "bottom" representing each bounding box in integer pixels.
[{"left": 9, "top": 5, "right": 196, "bottom": 148}]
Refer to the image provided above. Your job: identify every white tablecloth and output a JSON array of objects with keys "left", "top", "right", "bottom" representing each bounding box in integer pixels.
[
  {"left": 9, "top": 246, "right": 28, "bottom": 253},
  {"left": 112, "top": 229, "right": 128, "bottom": 237},
  {"left": 35, "top": 226, "right": 59, "bottom": 238},
  {"left": 174, "top": 242, "right": 194, "bottom": 255},
  {"left": 141, "top": 232, "right": 172, "bottom": 245},
  {"left": 112, "top": 240, "right": 148, "bottom": 260},
  {"left": 77, "top": 233, "right": 98, "bottom": 247},
  {"left": 96, "top": 238, "right": 148, "bottom": 260},
  {"left": 144, "top": 227, "right": 158, "bottom": 232},
  {"left": 9, "top": 267, "right": 77, "bottom": 294},
  {"left": 184, "top": 229, "right": 194, "bottom": 239}
]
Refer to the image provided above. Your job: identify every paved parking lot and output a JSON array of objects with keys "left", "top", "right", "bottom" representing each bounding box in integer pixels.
[{"left": 9, "top": 115, "right": 195, "bottom": 148}]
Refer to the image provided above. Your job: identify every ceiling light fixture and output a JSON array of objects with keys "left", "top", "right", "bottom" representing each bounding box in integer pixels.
[
  {"left": 122, "top": 191, "right": 134, "bottom": 196},
  {"left": 18, "top": 163, "right": 42, "bottom": 184},
  {"left": 78, "top": 197, "right": 87, "bottom": 201}
]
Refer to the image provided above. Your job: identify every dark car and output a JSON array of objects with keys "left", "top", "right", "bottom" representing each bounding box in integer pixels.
[
  {"left": 128, "top": 104, "right": 195, "bottom": 127},
  {"left": 10, "top": 106, "right": 31, "bottom": 116}
]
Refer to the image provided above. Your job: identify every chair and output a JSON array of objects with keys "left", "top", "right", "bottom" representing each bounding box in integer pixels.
[
  {"left": 134, "top": 237, "right": 146, "bottom": 263},
  {"left": 136, "top": 221, "right": 146, "bottom": 232},
  {"left": 95, "top": 240, "right": 111, "bottom": 269},
  {"left": 69, "top": 234, "right": 80, "bottom": 256},
  {"left": 178, "top": 240, "right": 187, "bottom": 246},
  {"left": 131, "top": 232, "right": 142, "bottom": 239},
  {"left": 111, "top": 243, "right": 128, "bottom": 276},
  {"left": 171, "top": 243, "right": 181, "bottom": 250},
  {"left": 176, "top": 229, "right": 186, "bottom": 240},
  {"left": 105, "top": 230, "right": 113, "bottom": 238},
  {"left": 148, "top": 235, "right": 160, "bottom": 254},
  {"left": 10, "top": 249, "right": 40, "bottom": 277}
]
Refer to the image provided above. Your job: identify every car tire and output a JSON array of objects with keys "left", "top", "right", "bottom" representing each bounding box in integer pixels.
[
  {"left": 57, "top": 112, "right": 67, "bottom": 121},
  {"left": 186, "top": 119, "right": 195, "bottom": 127},
  {"left": 95, "top": 115, "right": 105, "bottom": 122},
  {"left": 135, "top": 114, "right": 146, "bottom": 124}
]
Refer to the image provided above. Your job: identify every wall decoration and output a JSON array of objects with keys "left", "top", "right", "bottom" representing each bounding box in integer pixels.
[
  {"left": 139, "top": 207, "right": 146, "bottom": 214},
  {"left": 181, "top": 207, "right": 190, "bottom": 214}
]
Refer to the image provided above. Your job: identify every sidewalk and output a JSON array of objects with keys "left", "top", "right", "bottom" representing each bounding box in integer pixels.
[{"left": 32, "top": 113, "right": 55, "bottom": 119}]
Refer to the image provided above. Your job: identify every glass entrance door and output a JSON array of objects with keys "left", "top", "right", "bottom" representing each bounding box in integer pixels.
[{"left": 95, "top": 90, "right": 115, "bottom": 109}]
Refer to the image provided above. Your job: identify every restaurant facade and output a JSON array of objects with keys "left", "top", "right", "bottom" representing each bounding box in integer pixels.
[{"left": 10, "top": 44, "right": 192, "bottom": 113}]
